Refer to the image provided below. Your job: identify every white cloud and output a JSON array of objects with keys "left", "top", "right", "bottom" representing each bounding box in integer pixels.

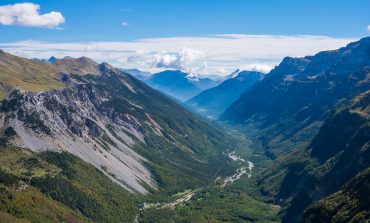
[
  {"left": 84, "top": 45, "right": 99, "bottom": 52},
  {"left": 367, "top": 25, "right": 370, "bottom": 32},
  {"left": 0, "top": 35, "right": 356, "bottom": 75},
  {"left": 150, "top": 47, "right": 205, "bottom": 69},
  {"left": 0, "top": 3, "right": 64, "bottom": 28},
  {"left": 121, "top": 21, "right": 129, "bottom": 27},
  {"left": 118, "top": 48, "right": 205, "bottom": 73},
  {"left": 239, "top": 63, "right": 274, "bottom": 74}
]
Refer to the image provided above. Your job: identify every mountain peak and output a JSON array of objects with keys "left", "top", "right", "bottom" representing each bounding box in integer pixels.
[
  {"left": 161, "top": 70, "right": 187, "bottom": 75},
  {"left": 226, "top": 69, "right": 263, "bottom": 79},
  {"left": 229, "top": 69, "right": 241, "bottom": 78},
  {"left": 146, "top": 70, "right": 202, "bottom": 101},
  {"left": 186, "top": 73, "right": 199, "bottom": 81},
  {"left": 270, "top": 56, "right": 311, "bottom": 75},
  {"left": 48, "top": 56, "right": 56, "bottom": 63},
  {"left": 53, "top": 56, "right": 100, "bottom": 75},
  {"left": 98, "top": 62, "right": 116, "bottom": 73}
]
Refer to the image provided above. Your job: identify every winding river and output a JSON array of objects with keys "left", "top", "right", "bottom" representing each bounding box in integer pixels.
[
  {"left": 221, "top": 151, "right": 254, "bottom": 187},
  {"left": 134, "top": 151, "right": 254, "bottom": 222}
]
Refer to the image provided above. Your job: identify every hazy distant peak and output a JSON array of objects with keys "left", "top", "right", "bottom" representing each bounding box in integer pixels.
[
  {"left": 48, "top": 56, "right": 56, "bottom": 63},
  {"left": 186, "top": 73, "right": 199, "bottom": 81},
  {"left": 229, "top": 69, "right": 241, "bottom": 78},
  {"left": 120, "top": 68, "right": 152, "bottom": 80}
]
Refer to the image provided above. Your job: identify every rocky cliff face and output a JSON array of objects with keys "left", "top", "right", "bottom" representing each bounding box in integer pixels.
[
  {"left": 0, "top": 62, "right": 230, "bottom": 194},
  {"left": 1, "top": 79, "right": 155, "bottom": 194}
]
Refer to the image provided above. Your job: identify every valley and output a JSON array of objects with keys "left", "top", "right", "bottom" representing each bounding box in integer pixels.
[
  {"left": 135, "top": 131, "right": 280, "bottom": 223},
  {"left": 0, "top": 36, "right": 369, "bottom": 223},
  {"left": 136, "top": 148, "right": 255, "bottom": 220}
]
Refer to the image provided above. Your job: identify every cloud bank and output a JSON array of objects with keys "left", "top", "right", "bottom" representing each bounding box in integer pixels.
[
  {"left": 0, "top": 35, "right": 355, "bottom": 75},
  {"left": 121, "top": 47, "right": 205, "bottom": 71},
  {"left": 0, "top": 3, "right": 64, "bottom": 29}
]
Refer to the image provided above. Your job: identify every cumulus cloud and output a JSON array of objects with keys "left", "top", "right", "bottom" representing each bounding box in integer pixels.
[
  {"left": 150, "top": 48, "right": 205, "bottom": 69},
  {"left": 118, "top": 48, "right": 205, "bottom": 73},
  {"left": 0, "top": 3, "right": 64, "bottom": 28},
  {"left": 368, "top": 25, "right": 370, "bottom": 32},
  {"left": 0, "top": 35, "right": 355, "bottom": 75},
  {"left": 239, "top": 63, "right": 274, "bottom": 74},
  {"left": 121, "top": 21, "right": 129, "bottom": 26}
]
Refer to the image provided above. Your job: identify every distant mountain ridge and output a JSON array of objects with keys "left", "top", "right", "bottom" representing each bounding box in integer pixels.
[
  {"left": 187, "top": 70, "right": 264, "bottom": 118},
  {"left": 120, "top": 68, "right": 151, "bottom": 80},
  {"left": 144, "top": 70, "right": 221, "bottom": 102},
  {"left": 188, "top": 74, "right": 222, "bottom": 91},
  {"left": 32, "top": 56, "right": 57, "bottom": 64}
]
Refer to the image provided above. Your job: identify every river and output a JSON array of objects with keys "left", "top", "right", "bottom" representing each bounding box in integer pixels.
[{"left": 134, "top": 151, "right": 254, "bottom": 222}]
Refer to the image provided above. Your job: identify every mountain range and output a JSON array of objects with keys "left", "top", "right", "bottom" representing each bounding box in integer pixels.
[
  {"left": 0, "top": 37, "right": 369, "bottom": 223},
  {"left": 144, "top": 70, "right": 221, "bottom": 102},
  {"left": 186, "top": 70, "right": 264, "bottom": 118},
  {"left": 120, "top": 68, "right": 152, "bottom": 80},
  {"left": 222, "top": 37, "right": 370, "bottom": 158},
  {"left": 0, "top": 52, "right": 241, "bottom": 222}
]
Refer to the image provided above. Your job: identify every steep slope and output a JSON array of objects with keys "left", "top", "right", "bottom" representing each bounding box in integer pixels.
[
  {"left": 0, "top": 50, "right": 64, "bottom": 100},
  {"left": 0, "top": 56, "right": 232, "bottom": 195},
  {"left": 0, "top": 146, "right": 138, "bottom": 223},
  {"left": 187, "top": 71, "right": 264, "bottom": 118},
  {"left": 121, "top": 68, "right": 151, "bottom": 80},
  {"left": 303, "top": 168, "right": 370, "bottom": 223},
  {"left": 222, "top": 37, "right": 370, "bottom": 157},
  {"left": 145, "top": 70, "right": 202, "bottom": 101},
  {"left": 259, "top": 90, "right": 370, "bottom": 222}
]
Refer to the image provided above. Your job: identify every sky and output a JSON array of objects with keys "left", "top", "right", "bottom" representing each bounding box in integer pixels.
[{"left": 0, "top": 0, "right": 370, "bottom": 76}]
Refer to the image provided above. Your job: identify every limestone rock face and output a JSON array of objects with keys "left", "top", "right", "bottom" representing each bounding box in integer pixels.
[{"left": 2, "top": 85, "right": 155, "bottom": 194}]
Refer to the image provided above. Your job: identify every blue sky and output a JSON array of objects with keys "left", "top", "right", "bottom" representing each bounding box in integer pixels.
[
  {"left": 0, "top": 0, "right": 369, "bottom": 75},
  {"left": 1, "top": 0, "right": 370, "bottom": 41}
]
